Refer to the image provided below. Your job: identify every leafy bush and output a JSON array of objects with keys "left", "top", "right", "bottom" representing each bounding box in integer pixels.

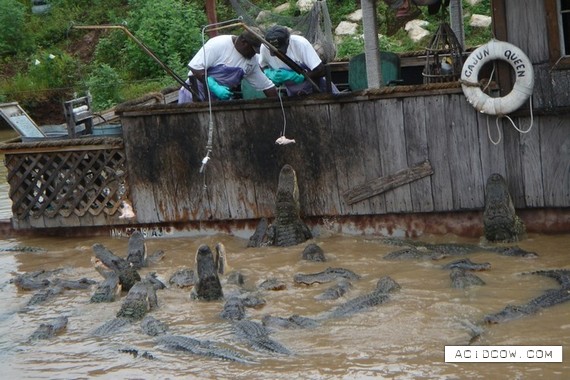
[
  {"left": 86, "top": 64, "right": 123, "bottom": 110},
  {"left": 0, "top": 0, "right": 31, "bottom": 55},
  {"left": 95, "top": 0, "right": 206, "bottom": 80},
  {"left": 27, "top": 50, "right": 80, "bottom": 89}
]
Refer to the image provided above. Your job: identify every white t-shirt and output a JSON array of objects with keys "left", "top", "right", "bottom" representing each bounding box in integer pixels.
[
  {"left": 259, "top": 35, "right": 322, "bottom": 71},
  {"left": 188, "top": 35, "right": 274, "bottom": 91}
]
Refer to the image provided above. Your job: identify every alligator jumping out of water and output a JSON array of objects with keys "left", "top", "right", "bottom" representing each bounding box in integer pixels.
[
  {"left": 116, "top": 280, "right": 158, "bottom": 321},
  {"left": 93, "top": 243, "right": 141, "bottom": 292},
  {"left": 193, "top": 245, "right": 223, "bottom": 301},
  {"left": 483, "top": 173, "right": 526, "bottom": 243},
  {"left": 126, "top": 231, "right": 147, "bottom": 270},
  {"left": 248, "top": 164, "right": 312, "bottom": 247}
]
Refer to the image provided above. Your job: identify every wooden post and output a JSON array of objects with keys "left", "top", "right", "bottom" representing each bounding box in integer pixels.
[
  {"left": 361, "top": 0, "right": 382, "bottom": 88},
  {"left": 206, "top": 0, "right": 218, "bottom": 37}
]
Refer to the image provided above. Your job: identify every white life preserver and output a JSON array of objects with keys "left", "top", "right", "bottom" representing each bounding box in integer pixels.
[{"left": 461, "top": 39, "right": 534, "bottom": 115}]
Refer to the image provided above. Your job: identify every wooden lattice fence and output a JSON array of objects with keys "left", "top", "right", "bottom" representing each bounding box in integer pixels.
[{"left": 2, "top": 138, "right": 130, "bottom": 223}]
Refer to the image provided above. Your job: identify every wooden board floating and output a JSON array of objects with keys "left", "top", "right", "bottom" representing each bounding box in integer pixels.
[{"left": 343, "top": 160, "right": 434, "bottom": 205}]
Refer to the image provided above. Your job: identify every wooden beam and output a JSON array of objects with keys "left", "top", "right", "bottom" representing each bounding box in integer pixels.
[{"left": 343, "top": 160, "right": 434, "bottom": 205}]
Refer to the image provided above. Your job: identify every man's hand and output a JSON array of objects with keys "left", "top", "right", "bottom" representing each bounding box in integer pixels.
[
  {"left": 264, "top": 68, "right": 284, "bottom": 86},
  {"left": 274, "top": 69, "right": 305, "bottom": 84},
  {"left": 206, "top": 76, "right": 232, "bottom": 100}
]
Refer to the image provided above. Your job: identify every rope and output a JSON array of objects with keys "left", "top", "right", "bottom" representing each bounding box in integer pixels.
[{"left": 486, "top": 96, "right": 534, "bottom": 145}]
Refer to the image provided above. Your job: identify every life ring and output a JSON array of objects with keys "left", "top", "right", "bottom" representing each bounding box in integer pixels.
[{"left": 461, "top": 39, "right": 534, "bottom": 115}]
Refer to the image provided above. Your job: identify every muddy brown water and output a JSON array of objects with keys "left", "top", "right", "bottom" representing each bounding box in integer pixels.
[
  {"left": 0, "top": 232, "right": 569, "bottom": 379},
  {"left": 0, "top": 130, "right": 569, "bottom": 378}
]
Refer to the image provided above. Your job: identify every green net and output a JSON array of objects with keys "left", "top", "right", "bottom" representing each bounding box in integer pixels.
[{"left": 229, "top": 0, "right": 337, "bottom": 63}]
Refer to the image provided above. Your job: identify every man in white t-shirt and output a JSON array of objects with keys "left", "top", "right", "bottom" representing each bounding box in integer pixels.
[
  {"left": 259, "top": 25, "right": 338, "bottom": 97},
  {"left": 178, "top": 29, "right": 278, "bottom": 103}
]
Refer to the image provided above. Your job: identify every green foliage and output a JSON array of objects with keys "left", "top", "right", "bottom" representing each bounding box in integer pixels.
[
  {"left": 96, "top": 0, "right": 206, "bottom": 80},
  {"left": 27, "top": 50, "right": 80, "bottom": 89},
  {"left": 0, "top": 0, "right": 30, "bottom": 55},
  {"left": 86, "top": 63, "right": 122, "bottom": 110},
  {"left": 336, "top": 36, "right": 365, "bottom": 61}
]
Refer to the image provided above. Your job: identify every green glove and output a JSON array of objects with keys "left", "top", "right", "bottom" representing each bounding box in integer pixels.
[
  {"left": 206, "top": 76, "right": 232, "bottom": 100},
  {"left": 263, "top": 68, "right": 284, "bottom": 86},
  {"left": 274, "top": 69, "right": 305, "bottom": 84}
]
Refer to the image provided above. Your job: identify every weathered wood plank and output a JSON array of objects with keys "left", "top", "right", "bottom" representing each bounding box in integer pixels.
[
  {"left": 501, "top": 116, "right": 526, "bottom": 208},
  {"left": 425, "top": 94, "right": 453, "bottom": 211},
  {"left": 518, "top": 115, "right": 545, "bottom": 207},
  {"left": 358, "top": 100, "right": 387, "bottom": 214},
  {"left": 402, "top": 96, "right": 434, "bottom": 212},
  {"left": 376, "top": 98, "right": 412, "bottom": 213},
  {"left": 447, "top": 96, "right": 484, "bottom": 210},
  {"left": 541, "top": 116, "right": 570, "bottom": 207},
  {"left": 343, "top": 160, "right": 433, "bottom": 205}
]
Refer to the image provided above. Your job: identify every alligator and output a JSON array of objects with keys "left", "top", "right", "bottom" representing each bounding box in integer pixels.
[
  {"left": 232, "top": 319, "right": 292, "bottom": 355},
  {"left": 11, "top": 269, "right": 64, "bottom": 290},
  {"left": 126, "top": 231, "right": 147, "bottom": 270},
  {"left": 450, "top": 268, "right": 486, "bottom": 289},
  {"left": 383, "top": 247, "right": 447, "bottom": 260},
  {"left": 489, "top": 246, "right": 538, "bottom": 258},
  {"left": 247, "top": 217, "right": 271, "bottom": 247},
  {"left": 382, "top": 240, "right": 538, "bottom": 259},
  {"left": 248, "top": 164, "right": 312, "bottom": 247},
  {"left": 29, "top": 316, "right": 68, "bottom": 340},
  {"left": 0, "top": 246, "right": 46, "bottom": 253},
  {"left": 484, "top": 288, "right": 570, "bottom": 324},
  {"left": 483, "top": 173, "right": 526, "bottom": 243},
  {"left": 484, "top": 269, "right": 570, "bottom": 324},
  {"left": 257, "top": 278, "right": 287, "bottom": 291},
  {"left": 118, "top": 348, "right": 155, "bottom": 360},
  {"left": 92, "top": 243, "right": 141, "bottom": 292},
  {"left": 116, "top": 280, "right": 158, "bottom": 321},
  {"left": 144, "top": 272, "right": 166, "bottom": 290},
  {"left": 220, "top": 297, "right": 246, "bottom": 321},
  {"left": 302, "top": 243, "right": 326, "bottom": 262},
  {"left": 156, "top": 334, "right": 255, "bottom": 363},
  {"left": 314, "top": 278, "right": 353, "bottom": 301},
  {"left": 26, "top": 286, "right": 64, "bottom": 307},
  {"left": 141, "top": 315, "right": 169, "bottom": 336},
  {"left": 168, "top": 268, "right": 196, "bottom": 288},
  {"left": 442, "top": 259, "right": 491, "bottom": 271},
  {"left": 261, "top": 314, "right": 320, "bottom": 330},
  {"left": 214, "top": 242, "right": 229, "bottom": 275},
  {"left": 90, "top": 317, "right": 131, "bottom": 336},
  {"left": 193, "top": 244, "right": 223, "bottom": 301},
  {"left": 90, "top": 273, "right": 121, "bottom": 303},
  {"left": 525, "top": 269, "right": 570, "bottom": 287},
  {"left": 322, "top": 276, "right": 400, "bottom": 320},
  {"left": 293, "top": 267, "right": 361, "bottom": 285}
]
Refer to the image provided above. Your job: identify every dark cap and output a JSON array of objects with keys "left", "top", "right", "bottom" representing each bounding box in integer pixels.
[{"left": 265, "top": 26, "right": 290, "bottom": 52}]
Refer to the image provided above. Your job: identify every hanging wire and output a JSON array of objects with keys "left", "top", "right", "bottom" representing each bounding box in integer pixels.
[{"left": 198, "top": 17, "right": 243, "bottom": 175}]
